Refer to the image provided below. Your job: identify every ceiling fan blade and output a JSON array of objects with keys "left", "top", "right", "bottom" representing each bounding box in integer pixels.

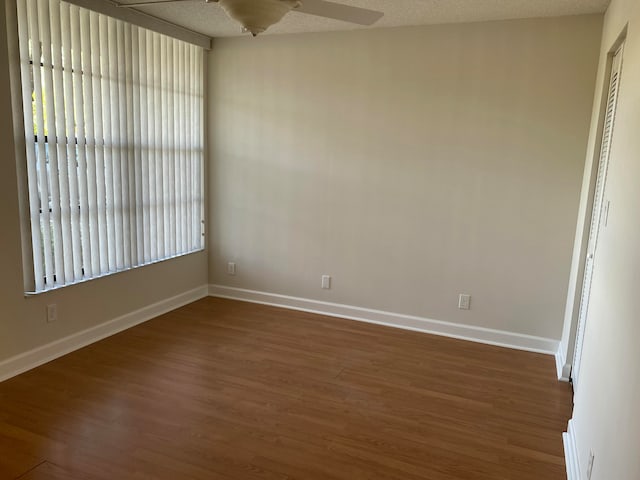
[
  {"left": 295, "top": 0, "right": 383, "bottom": 26},
  {"left": 116, "top": 0, "right": 212, "bottom": 8}
]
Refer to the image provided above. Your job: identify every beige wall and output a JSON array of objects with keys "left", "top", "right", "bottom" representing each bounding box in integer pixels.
[
  {"left": 0, "top": 4, "right": 208, "bottom": 364},
  {"left": 567, "top": 0, "right": 640, "bottom": 478},
  {"left": 208, "top": 15, "right": 602, "bottom": 339}
]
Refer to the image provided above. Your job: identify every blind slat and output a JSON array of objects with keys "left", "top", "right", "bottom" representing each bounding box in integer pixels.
[
  {"left": 101, "top": 14, "right": 117, "bottom": 272},
  {"left": 71, "top": 5, "right": 93, "bottom": 278},
  {"left": 179, "top": 41, "right": 187, "bottom": 255},
  {"left": 80, "top": 8, "right": 100, "bottom": 275},
  {"left": 112, "top": 19, "right": 125, "bottom": 270},
  {"left": 17, "top": 0, "right": 44, "bottom": 291},
  {"left": 157, "top": 34, "right": 166, "bottom": 259},
  {"left": 50, "top": 0, "right": 73, "bottom": 284},
  {"left": 161, "top": 35, "right": 169, "bottom": 259},
  {"left": 147, "top": 29, "right": 158, "bottom": 263},
  {"left": 29, "top": 0, "right": 55, "bottom": 287},
  {"left": 132, "top": 25, "right": 144, "bottom": 266},
  {"left": 190, "top": 45, "right": 198, "bottom": 249},
  {"left": 167, "top": 37, "right": 176, "bottom": 257},
  {"left": 90, "top": 10, "right": 108, "bottom": 273},
  {"left": 60, "top": 2, "right": 83, "bottom": 281},
  {"left": 39, "top": 0, "right": 65, "bottom": 285}
]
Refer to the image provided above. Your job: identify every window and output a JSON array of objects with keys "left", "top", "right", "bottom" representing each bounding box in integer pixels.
[{"left": 15, "top": 0, "right": 204, "bottom": 292}]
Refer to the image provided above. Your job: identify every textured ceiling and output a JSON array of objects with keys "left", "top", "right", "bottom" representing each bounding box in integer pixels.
[{"left": 118, "top": 0, "right": 610, "bottom": 38}]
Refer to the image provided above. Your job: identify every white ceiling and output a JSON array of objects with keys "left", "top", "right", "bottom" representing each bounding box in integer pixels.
[{"left": 119, "top": 0, "right": 610, "bottom": 38}]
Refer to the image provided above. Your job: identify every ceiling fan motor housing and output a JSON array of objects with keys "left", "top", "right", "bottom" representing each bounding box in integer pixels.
[{"left": 218, "top": 0, "right": 300, "bottom": 36}]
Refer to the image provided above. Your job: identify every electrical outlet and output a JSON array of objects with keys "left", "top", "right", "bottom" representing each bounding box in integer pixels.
[
  {"left": 321, "top": 275, "right": 331, "bottom": 289},
  {"left": 227, "top": 262, "right": 236, "bottom": 275},
  {"left": 46, "top": 304, "right": 58, "bottom": 323},
  {"left": 458, "top": 294, "right": 471, "bottom": 310},
  {"left": 587, "top": 450, "right": 595, "bottom": 479}
]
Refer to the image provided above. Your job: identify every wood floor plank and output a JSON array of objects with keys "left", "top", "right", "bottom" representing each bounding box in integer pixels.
[{"left": 0, "top": 297, "right": 572, "bottom": 479}]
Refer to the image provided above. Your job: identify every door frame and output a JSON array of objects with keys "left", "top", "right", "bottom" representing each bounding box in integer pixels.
[{"left": 563, "top": 29, "right": 627, "bottom": 387}]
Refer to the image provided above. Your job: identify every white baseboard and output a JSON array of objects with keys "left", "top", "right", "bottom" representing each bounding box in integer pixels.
[
  {"left": 563, "top": 419, "right": 581, "bottom": 480},
  {"left": 0, "top": 285, "right": 209, "bottom": 383},
  {"left": 556, "top": 342, "right": 572, "bottom": 382},
  {"left": 208, "top": 285, "right": 559, "bottom": 355}
]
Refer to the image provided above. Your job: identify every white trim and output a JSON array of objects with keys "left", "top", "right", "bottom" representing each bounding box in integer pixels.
[
  {"left": 24, "top": 249, "right": 206, "bottom": 297},
  {"left": 63, "top": 0, "right": 211, "bottom": 49},
  {"left": 556, "top": 342, "right": 572, "bottom": 382},
  {"left": 0, "top": 285, "right": 208, "bottom": 383},
  {"left": 208, "top": 285, "right": 559, "bottom": 355},
  {"left": 563, "top": 419, "right": 581, "bottom": 480}
]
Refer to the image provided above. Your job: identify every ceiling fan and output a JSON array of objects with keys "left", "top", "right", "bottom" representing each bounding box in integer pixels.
[{"left": 117, "top": 0, "right": 384, "bottom": 37}]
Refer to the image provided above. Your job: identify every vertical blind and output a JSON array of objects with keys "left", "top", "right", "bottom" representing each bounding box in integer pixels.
[{"left": 16, "top": 0, "right": 205, "bottom": 292}]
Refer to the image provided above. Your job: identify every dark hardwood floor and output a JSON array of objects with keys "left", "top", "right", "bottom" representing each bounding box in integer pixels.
[{"left": 0, "top": 297, "right": 573, "bottom": 479}]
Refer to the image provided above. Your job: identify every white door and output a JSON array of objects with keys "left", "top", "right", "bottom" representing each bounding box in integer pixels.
[{"left": 572, "top": 45, "right": 624, "bottom": 389}]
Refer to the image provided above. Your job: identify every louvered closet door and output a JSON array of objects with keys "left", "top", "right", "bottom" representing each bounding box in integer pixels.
[{"left": 572, "top": 45, "right": 624, "bottom": 389}]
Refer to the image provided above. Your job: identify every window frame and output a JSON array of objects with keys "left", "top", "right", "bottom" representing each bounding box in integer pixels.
[{"left": 7, "top": 0, "right": 209, "bottom": 295}]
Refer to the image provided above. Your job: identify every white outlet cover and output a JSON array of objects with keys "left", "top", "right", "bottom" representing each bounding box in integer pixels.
[
  {"left": 227, "top": 262, "right": 236, "bottom": 275},
  {"left": 321, "top": 275, "right": 331, "bottom": 289},
  {"left": 458, "top": 294, "right": 471, "bottom": 310},
  {"left": 46, "top": 304, "right": 57, "bottom": 323}
]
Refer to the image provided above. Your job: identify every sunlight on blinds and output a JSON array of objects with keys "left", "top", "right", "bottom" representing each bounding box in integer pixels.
[{"left": 16, "top": 0, "right": 205, "bottom": 292}]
